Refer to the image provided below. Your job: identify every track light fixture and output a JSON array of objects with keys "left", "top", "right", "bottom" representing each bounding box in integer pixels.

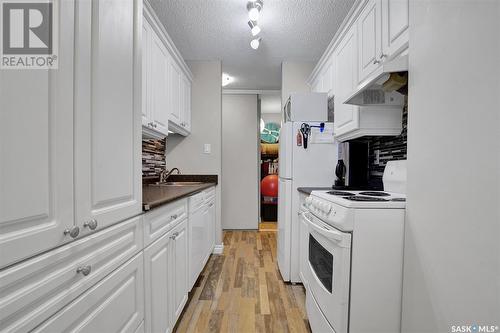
[
  {"left": 247, "top": 0, "right": 263, "bottom": 21},
  {"left": 247, "top": 20, "right": 261, "bottom": 36},
  {"left": 250, "top": 37, "right": 262, "bottom": 50}
]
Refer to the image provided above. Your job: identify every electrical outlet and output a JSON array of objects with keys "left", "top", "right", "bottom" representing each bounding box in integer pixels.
[
  {"left": 204, "top": 144, "right": 211, "bottom": 154},
  {"left": 374, "top": 150, "right": 380, "bottom": 165}
]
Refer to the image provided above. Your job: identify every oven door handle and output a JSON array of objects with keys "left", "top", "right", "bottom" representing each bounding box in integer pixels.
[{"left": 301, "top": 212, "right": 344, "bottom": 242}]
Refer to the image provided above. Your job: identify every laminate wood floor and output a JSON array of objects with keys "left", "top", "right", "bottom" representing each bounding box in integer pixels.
[{"left": 175, "top": 230, "right": 311, "bottom": 333}]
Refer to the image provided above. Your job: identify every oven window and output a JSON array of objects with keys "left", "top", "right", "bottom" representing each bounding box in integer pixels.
[{"left": 309, "top": 234, "right": 333, "bottom": 293}]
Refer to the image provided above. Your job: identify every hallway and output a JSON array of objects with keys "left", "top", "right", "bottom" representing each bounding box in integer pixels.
[{"left": 175, "top": 230, "right": 311, "bottom": 333}]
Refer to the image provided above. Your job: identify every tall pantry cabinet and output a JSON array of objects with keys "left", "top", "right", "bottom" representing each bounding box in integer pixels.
[{"left": 0, "top": 0, "right": 142, "bottom": 270}]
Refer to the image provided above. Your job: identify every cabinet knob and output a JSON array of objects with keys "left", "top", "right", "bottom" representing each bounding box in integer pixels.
[
  {"left": 76, "top": 265, "right": 92, "bottom": 276},
  {"left": 64, "top": 226, "right": 80, "bottom": 238},
  {"left": 153, "top": 123, "right": 157, "bottom": 128},
  {"left": 373, "top": 59, "right": 381, "bottom": 65},
  {"left": 170, "top": 232, "right": 179, "bottom": 240},
  {"left": 83, "top": 219, "right": 98, "bottom": 230},
  {"left": 171, "top": 214, "right": 178, "bottom": 220},
  {"left": 379, "top": 53, "right": 387, "bottom": 59}
]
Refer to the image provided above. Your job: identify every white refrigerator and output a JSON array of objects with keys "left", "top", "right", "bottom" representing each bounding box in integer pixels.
[{"left": 277, "top": 121, "right": 337, "bottom": 283}]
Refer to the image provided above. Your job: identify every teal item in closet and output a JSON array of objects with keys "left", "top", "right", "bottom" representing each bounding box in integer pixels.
[{"left": 261, "top": 122, "right": 280, "bottom": 143}]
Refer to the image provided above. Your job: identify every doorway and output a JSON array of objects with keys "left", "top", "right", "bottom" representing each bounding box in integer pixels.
[{"left": 258, "top": 93, "right": 281, "bottom": 231}]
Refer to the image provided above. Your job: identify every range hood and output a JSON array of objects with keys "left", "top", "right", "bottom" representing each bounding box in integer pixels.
[{"left": 344, "top": 55, "right": 408, "bottom": 106}]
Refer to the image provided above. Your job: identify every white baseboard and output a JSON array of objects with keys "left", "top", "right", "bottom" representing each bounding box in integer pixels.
[{"left": 213, "top": 243, "right": 224, "bottom": 254}]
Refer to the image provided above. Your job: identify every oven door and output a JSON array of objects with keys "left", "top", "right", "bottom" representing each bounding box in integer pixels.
[{"left": 303, "top": 211, "right": 351, "bottom": 333}]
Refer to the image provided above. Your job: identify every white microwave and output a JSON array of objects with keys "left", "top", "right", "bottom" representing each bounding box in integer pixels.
[{"left": 282, "top": 92, "right": 328, "bottom": 122}]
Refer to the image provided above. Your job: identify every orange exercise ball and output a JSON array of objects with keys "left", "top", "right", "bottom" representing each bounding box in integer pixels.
[{"left": 261, "top": 175, "right": 279, "bottom": 197}]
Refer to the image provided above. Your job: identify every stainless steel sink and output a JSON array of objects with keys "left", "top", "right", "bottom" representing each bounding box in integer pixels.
[{"left": 150, "top": 181, "right": 205, "bottom": 187}]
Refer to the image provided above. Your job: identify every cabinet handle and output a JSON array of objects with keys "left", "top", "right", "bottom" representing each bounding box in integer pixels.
[
  {"left": 170, "top": 232, "right": 179, "bottom": 240},
  {"left": 153, "top": 123, "right": 157, "bottom": 128},
  {"left": 209, "top": 203, "right": 214, "bottom": 207},
  {"left": 379, "top": 53, "right": 387, "bottom": 59},
  {"left": 373, "top": 59, "right": 381, "bottom": 65},
  {"left": 83, "top": 219, "right": 98, "bottom": 230},
  {"left": 64, "top": 226, "right": 80, "bottom": 238},
  {"left": 170, "top": 214, "right": 178, "bottom": 220},
  {"left": 76, "top": 265, "right": 92, "bottom": 276}
]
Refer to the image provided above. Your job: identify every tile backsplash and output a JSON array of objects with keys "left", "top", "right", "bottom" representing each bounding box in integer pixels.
[{"left": 142, "top": 138, "right": 166, "bottom": 179}]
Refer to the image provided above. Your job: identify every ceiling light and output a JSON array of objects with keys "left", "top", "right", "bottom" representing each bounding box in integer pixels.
[
  {"left": 250, "top": 37, "right": 261, "bottom": 50},
  {"left": 247, "top": 1, "right": 263, "bottom": 21},
  {"left": 247, "top": 21, "right": 261, "bottom": 36},
  {"left": 222, "top": 73, "right": 234, "bottom": 87}
]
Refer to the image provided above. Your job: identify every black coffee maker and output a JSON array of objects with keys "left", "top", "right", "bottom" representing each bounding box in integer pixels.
[{"left": 334, "top": 159, "right": 346, "bottom": 187}]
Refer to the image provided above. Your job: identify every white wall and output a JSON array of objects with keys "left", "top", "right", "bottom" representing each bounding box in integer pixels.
[
  {"left": 281, "top": 61, "right": 315, "bottom": 106},
  {"left": 402, "top": 1, "right": 500, "bottom": 332},
  {"left": 166, "top": 61, "right": 223, "bottom": 245},
  {"left": 221, "top": 94, "right": 259, "bottom": 229}
]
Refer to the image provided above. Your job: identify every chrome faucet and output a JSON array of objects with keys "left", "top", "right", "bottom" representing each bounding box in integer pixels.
[{"left": 159, "top": 168, "right": 181, "bottom": 183}]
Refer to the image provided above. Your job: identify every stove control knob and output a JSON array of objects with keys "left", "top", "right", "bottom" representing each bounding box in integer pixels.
[
  {"left": 325, "top": 204, "right": 332, "bottom": 214},
  {"left": 320, "top": 202, "right": 327, "bottom": 213}
]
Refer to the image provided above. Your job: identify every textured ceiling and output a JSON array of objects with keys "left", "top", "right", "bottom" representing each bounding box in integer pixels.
[{"left": 149, "top": 0, "right": 356, "bottom": 90}]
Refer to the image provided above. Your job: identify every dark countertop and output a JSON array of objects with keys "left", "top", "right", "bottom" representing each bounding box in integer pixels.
[
  {"left": 297, "top": 187, "right": 333, "bottom": 195},
  {"left": 142, "top": 174, "right": 218, "bottom": 211}
]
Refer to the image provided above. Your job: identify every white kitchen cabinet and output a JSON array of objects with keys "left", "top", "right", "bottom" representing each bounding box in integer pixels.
[
  {"left": 358, "top": 0, "right": 383, "bottom": 83},
  {"left": 0, "top": 216, "right": 143, "bottom": 332},
  {"left": 169, "top": 60, "right": 182, "bottom": 125},
  {"left": 0, "top": 0, "right": 76, "bottom": 269},
  {"left": 334, "top": 25, "right": 361, "bottom": 137},
  {"left": 33, "top": 252, "right": 145, "bottom": 333},
  {"left": 180, "top": 75, "right": 192, "bottom": 132},
  {"left": 150, "top": 32, "right": 170, "bottom": 135},
  {"left": 381, "top": 0, "right": 409, "bottom": 58},
  {"left": 171, "top": 219, "right": 189, "bottom": 324},
  {"left": 74, "top": 0, "right": 142, "bottom": 235},
  {"left": 142, "top": 18, "right": 152, "bottom": 128},
  {"left": 142, "top": 1, "right": 192, "bottom": 137},
  {"left": 144, "top": 219, "right": 188, "bottom": 333},
  {"left": 142, "top": 17, "right": 169, "bottom": 138}
]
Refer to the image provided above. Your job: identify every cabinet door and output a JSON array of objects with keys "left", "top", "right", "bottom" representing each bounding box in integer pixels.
[
  {"left": 189, "top": 207, "right": 205, "bottom": 289},
  {"left": 181, "top": 76, "right": 192, "bottom": 132},
  {"left": 142, "top": 18, "right": 152, "bottom": 127},
  {"left": 334, "top": 26, "right": 360, "bottom": 137},
  {"left": 358, "top": 0, "right": 382, "bottom": 82},
  {"left": 208, "top": 201, "right": 216, "bottom": 252},
  {"left": 74, "top": 0, "right": 142, "bottom": 234},
  {"left": 171, "top": 220, "right": 188, "bottom": 324},
  {"left": 144, "top": 230, "right": 172, "bottom": 333},
  {"left": 381, "top": 0, "right": 409, "bottom": 57},
  {"left": 169, "top": 60, "right": 182, "bottom": 126},
  {"left": 0, "top": 0, "right": 76, "bottom": 268},
  {"left": 324, "top": 61, "right": 334, "bottom": 96},
  {"left": 151, "top": 32, "right": 169, "bottom": 135},
  {"left": 33, "top": 253, "right": 144, "bottom": 333}
]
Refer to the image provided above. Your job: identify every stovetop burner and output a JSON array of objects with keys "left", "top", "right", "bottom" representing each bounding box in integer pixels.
[
  {"left": 343, "top": 196, "right": 389, "bottom": 202},
  {"left": 391, "top": 198, "right": 406, "bottom": 202},
  {"left": 358, "top": 191, "right": 391, "bottom": 197},
  {"left": 327, "top": 191, "right": 356, "bottom": 196}
]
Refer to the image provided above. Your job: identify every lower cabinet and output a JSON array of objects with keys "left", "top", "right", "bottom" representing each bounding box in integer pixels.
[
  {"left": 33, "top": 252, "right": 145, "bottom": 333},
  {"left": 144, "top": 219, "right": 188, "bottom": 333}
]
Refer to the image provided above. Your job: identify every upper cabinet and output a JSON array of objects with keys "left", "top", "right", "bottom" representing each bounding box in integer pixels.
[
  {"left": 74, "top": 0, "right": 142, "bottom": 234},
  {"left": 381, "top": 0, "right": 409, "bottom": 58},
  {"left": 142, "top": 2, "right": 192, "bottom": 138},
  {"left": 334, "top": 26, "right": 361, "bottom": 136},
  {"left": 0, "top": 0, "right": 143, "bottom": 269},
  {"left": 0, "top": 0, "right": 76, "bottom": 268},
  {"left": 308, "top": 0, "right": 408, "bottom": 142},
  {"left": 357, "top": 0, "right": 383, "bottom": 83}
]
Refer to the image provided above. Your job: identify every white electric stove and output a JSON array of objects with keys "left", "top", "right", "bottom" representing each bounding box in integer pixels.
[{"left": 302, "top": 160, "right": 407, "bottom": 333}]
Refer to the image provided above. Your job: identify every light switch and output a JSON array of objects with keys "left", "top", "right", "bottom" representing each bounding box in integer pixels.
[{"left": 204, "top": 144, "right": 211, "bottom": 154}]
